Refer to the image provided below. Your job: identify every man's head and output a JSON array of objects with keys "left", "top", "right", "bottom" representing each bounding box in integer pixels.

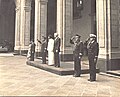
[
  {"left": 75, "top": 34, "right": 81, "bottom": 42},
  {"left": 48, "top": 35, "right": 52, "bottom": 39},
  {"left": 31, "top": 39, "right": 34, "bottom": 42},
  {"left": 30, "top": 41, "right": 33, "bottom": 44},
  {"left": 54, "top": 33, "right": 58, "bottom": 38},
  {"left": 89, "top": 34, "right": 96, "bottom": 41},
  {"left": 42, "top": 36, "right": 46, "bottom": 40}
]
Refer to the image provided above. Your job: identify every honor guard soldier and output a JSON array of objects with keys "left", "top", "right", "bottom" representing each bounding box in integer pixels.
[
  {"left": 86, "top": 34, "right": 99, "bottom": 82},
  {"left": 70, "top": 34, "right": 83, "bottom": 77}
]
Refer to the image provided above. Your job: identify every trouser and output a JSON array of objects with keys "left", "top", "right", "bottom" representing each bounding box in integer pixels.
[
  {"left": 31, "top": 53, "right": 34, "bottom": 61},
  {"left": 88, "top": 55, "right": 96, "bottom": 80},
  {"left": 74, "top": 53, "right": 81, "bottom": 76},
  {"left": 41, "top": 52, "right": 46, "bottom": 64},
  {"left": 54, "top": 52, "right": 60, "bottom": 67}
]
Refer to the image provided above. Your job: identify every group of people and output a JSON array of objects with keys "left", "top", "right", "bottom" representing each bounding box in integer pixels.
[
  {"left": 27, "top": 33, "right": 99, "bottom": 82},
  {"left": 70, "top": 34, "right": 99, "bottom": 82},
  {"left": 27, "top": 33, "right": 61, "bottom": 68},
  {"left": 47, "top": 33, "right": 61, "bottom": 67}
]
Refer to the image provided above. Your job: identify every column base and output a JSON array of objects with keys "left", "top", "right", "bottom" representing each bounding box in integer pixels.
[
  {"left": 35, "top": 52, "right": 41, "bottom": 57},
  {"left": 14, "top": 50, "right": 28, "bottom": 55},
  {"left": 60, "top": 54, "right": 73, "bottom": 61},
  {"left": 97, "top": 58, "right": 120, "bottom": 72},
  {"left": 110, "top": 59, "right": 120, "bottom": 70},
  {"left": 97, "top": 58, "right": 108, "bottom": 72},
  {"left": 35, "top": 52, "right": 73, "bottom": 61}
]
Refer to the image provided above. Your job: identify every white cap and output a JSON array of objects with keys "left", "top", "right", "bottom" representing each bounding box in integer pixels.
[{"left": 89, "top": 34, "right": 96, "bottom": 38}]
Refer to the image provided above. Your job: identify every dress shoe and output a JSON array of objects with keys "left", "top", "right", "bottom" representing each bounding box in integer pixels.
[
  {"left": 42, "top": 62, "right": 46, "bottom": 64},
  {"left": 73, "top": 74, "right": 80, "bottom": 77},
  {"left": 88, "top": 79, "right": 96, "bottom": 82},
  {"left": 55, "top": 65, "right": 60, "bottom": 68}
]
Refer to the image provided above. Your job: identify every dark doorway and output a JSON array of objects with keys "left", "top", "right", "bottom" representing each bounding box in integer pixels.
[
  {"left": 0, "top": 0, "right": 16, "bottom": 52},
  {"left": 30, "top": 0, "right": 35, "bottom": 42},
  {"left": 73, "top": 0, "right": 84, "bottom": 19},
  {"left": 47, "top": 0, "right": 57, "bottom": 38}
]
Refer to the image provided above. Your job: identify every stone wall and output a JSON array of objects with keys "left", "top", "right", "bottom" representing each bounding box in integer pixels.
[
  {"left": 73, "top": 0, "right": 92, "bottom": 42},
  {"left": 0, "top": 0, "right": 15, "bottom": 47}
]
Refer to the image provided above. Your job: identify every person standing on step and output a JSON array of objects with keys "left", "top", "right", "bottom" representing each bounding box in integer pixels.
[
  {"left": 37, "top": 36, "right": 47, "bottom": 64},
  {"left": 47, "top": 35, "right": 54, "bottom": 66},
  {"left": 53, "top": 33, "right": 61, "bottom": 67}
]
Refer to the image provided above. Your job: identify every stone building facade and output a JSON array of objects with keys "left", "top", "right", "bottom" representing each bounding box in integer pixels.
[{"left": 0, "top": 0, "right": 120, "bottom": 72}]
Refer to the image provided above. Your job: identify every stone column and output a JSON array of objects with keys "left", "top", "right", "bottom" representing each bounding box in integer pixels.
[
  {"left": 20, "top": 0, "right": 31, "bottom": 52},
  {"left": 14, "top": 0, "right": 21, "bottom": 51},
  {"left": 34, "top": 0, "right": 48, "bottom": 54},
  {"left": 57, "top": 0, "right": 73, "bottom": 61},
  {"left": 96, "top": 0, "right": 111, "bottom": 72}
]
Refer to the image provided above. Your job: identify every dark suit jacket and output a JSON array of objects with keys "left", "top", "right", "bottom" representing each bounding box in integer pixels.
[
  {"left": 73, "top": 41, "right": 83, "bottom": 56},
  {"left": 38, "top": 40, "right": 47, "bottom": 52},
  {"left": 54, "top": 37, "right": 61, "bottom": 52},
  {"left": 87, "top": 41, "right": 99, "bottom": 57},
  {"left": 41, "top": 41, "right": 47, "bottom": 52}
]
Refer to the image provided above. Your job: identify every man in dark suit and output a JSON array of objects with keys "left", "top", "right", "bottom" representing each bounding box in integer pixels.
[
  {"left": 53, "top": 33, "right": 61, "bottom": 67},
  {"left": 70, "top": 34, "right": 83, "bottom": 77},
  {"left": 37, "top": 36, "right": 47, "bottom": 64},
  {"left": 86, "top": 34, "right": 99, "bottom": 81},
  {"left": 30, "top": 40, "right": 36, "bottom": 61}
]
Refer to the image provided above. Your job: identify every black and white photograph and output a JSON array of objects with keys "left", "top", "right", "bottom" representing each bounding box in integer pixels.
[{"left": 0, "top": 0, "right": 120, "bottom": 96}]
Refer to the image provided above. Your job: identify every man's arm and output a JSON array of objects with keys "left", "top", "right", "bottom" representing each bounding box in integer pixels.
[
  {"left": 70, "top": 36, "right": 75, "bottom": 44},
  {"left": 95, "top": 43, "right": 99, "bottom": 57},
  {"left": 37, "top": 39, "right": 42, "bottom": 44},
  {"left": 94, "top": 43, "right": 99, "bottom": 63},
  {"left": 56, "top": 38, "right": 61, "bottom": 52},
  {"left": 79, "top": 41, "right": 83, "bottom": 57}
]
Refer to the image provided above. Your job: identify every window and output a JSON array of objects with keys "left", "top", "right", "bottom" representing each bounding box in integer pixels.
[{"left": 73, "top": 0, "right": 83, "bottom": 19}]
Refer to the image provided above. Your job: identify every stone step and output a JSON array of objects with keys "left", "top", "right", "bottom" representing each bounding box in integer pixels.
[
  {"left": 27, "top": 61, "right": 99, "bottom": 75},
  {"left": 0, "top": 53, "right": 14, "bottom": 57},
  {"left": 107, "top": 70, "right": 120, "bottom": 77}
]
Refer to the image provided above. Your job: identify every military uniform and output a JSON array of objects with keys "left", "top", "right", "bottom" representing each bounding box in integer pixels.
[
  {"left": 70, "top": 35, "right": 83, "bottom": 77},
  {"left": 87, "top": 34, "right": 99, "bottom": 81}
]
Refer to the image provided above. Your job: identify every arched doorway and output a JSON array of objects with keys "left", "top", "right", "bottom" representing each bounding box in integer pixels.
[{"left": 0, "top": 0, "right": 16, "bottom": 52}]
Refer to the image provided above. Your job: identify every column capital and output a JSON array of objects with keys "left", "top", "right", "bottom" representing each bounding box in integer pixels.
[
  {"left": 38, "top": 0, "right": 48, "bottom": 4},
  {"left": 25, "top": 0, "right": 32, "bottom": 6},
  {"left": 24, "top": 6, "right": 31, "bottom": 11}
]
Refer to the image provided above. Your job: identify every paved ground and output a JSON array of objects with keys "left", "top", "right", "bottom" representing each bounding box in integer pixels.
[{"left": 0, "top": 55, "right": 120, "bottom": 96}]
